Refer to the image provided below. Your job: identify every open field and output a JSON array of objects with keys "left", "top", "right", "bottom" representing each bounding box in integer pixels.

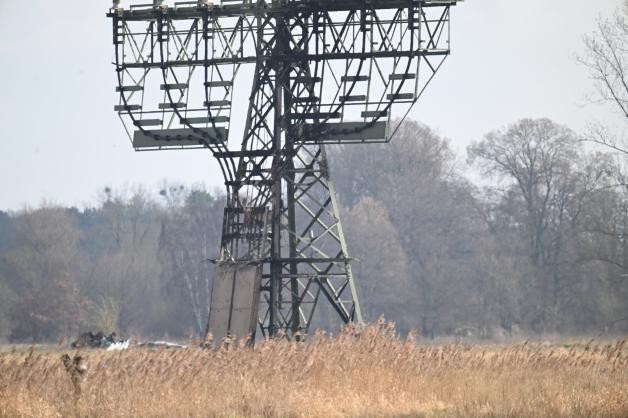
[{"left": 1, "top": 323, "right": 627, "bottom": 418}]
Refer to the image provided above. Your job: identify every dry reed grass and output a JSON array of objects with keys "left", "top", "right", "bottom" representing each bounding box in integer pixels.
[{"left": 1, "top": 321, "right": 627, "bottom": 418}]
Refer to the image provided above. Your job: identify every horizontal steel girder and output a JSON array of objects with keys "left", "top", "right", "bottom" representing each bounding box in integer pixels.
[
  {"left": 120, "top": 50, "right": 449, "bottom": 69},
  {"left": 108, "top": 0, "right": 459, "bottom": 21}
]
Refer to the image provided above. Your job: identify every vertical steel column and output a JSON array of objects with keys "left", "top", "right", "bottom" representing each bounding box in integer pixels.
[
  {"left": 285, "top": 71, "right": 301, "bottom": 339},
  {"left": 270, "top": 6, "right": 290, "bottom": 337}
]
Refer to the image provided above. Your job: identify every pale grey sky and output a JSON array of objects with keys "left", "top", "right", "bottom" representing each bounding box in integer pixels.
[{"left": 0, "top": 0, "right": 623, "bottom": 210}]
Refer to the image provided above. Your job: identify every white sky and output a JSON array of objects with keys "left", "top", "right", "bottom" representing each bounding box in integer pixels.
[{"left": 0, "top": 0, "right": 623, "bottom": 210}]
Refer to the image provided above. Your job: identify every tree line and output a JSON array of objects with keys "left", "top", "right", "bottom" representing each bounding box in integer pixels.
[
  {"left": 0, "top": 117, "right": 626, "bottom": 342},
  {"left": 0, "top": 186, "right": 224, "bottom": 342},
  {"left": 332, "top": 118, "right": 627, "bottom": 338}
]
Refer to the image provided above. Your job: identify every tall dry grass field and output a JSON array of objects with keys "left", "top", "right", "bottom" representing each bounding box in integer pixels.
[{"left": 1, "top": 322, "right": 627, "bottom": 418}]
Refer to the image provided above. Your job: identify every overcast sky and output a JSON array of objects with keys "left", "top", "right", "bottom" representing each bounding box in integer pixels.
[{"left": 0, "top": 0, "right": 623, "bottom": 210}]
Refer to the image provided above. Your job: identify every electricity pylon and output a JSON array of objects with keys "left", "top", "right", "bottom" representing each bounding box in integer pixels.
[{"left": 108, "top": 0, "right": 459, "bottom": 341}]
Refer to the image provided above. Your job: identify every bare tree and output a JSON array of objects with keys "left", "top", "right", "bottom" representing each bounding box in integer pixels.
[
  {"left": 158, "top": 185, "right": 223, "bottom": 336},
  {"left": 333, "top": 120, "right": 489, "bottom": 337},
  {"left": 3, "top": 207, "right": 86, "bottom": 341},
  {"left": 577, "top": 173, "right": 628, "bottom": 331},
  {"left": 85, "top": 187, "right": 162, "bottom": 336},
  {"left": 580, "top": 1, "right": 628, "bottom": 155},
  {"left": 469, "top": 119, "right": 617, "bottom": 330},
  {"left": 342, "top": 197, "right": 416, "bottom": 332}
]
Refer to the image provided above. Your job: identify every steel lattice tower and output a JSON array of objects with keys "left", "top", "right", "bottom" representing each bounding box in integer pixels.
[{"left": 108, "top": 0, "right": 459, "bottom": 341}]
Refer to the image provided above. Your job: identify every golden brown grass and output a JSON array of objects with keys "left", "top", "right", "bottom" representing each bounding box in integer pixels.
[{"left": 1, "top": 322, "right": 627, "bottom": 418}]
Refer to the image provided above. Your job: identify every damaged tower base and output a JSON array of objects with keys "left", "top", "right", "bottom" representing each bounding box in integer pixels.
[
  {"left": 208, "top": 262, "right": 263, "bottom": 342},
  {"left": 207, "top": 207, "right": 269, "bottom": 342}
]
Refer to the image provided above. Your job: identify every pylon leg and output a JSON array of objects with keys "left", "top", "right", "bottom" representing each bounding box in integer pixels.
[{"left": 257, "top": 143, "right": 363, "bottom": 338}]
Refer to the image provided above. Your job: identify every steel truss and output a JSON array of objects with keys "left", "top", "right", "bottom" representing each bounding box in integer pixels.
[{"left": 108, "top": 0, "right": 458, "bottom": 340}]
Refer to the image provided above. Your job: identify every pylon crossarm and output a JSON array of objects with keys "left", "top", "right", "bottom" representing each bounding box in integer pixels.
[{"left": 112, "top": 1, "right": 454, "bottom": 143}]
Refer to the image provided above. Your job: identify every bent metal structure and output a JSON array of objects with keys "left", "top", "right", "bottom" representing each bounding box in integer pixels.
[{"left": 107, "top": 0, "right": 460, "bottom": 341}]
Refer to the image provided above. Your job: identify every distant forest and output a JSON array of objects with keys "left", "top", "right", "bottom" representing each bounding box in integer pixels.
[{"left": 1, "top": 118, "right": 627, "bottom": 342}]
